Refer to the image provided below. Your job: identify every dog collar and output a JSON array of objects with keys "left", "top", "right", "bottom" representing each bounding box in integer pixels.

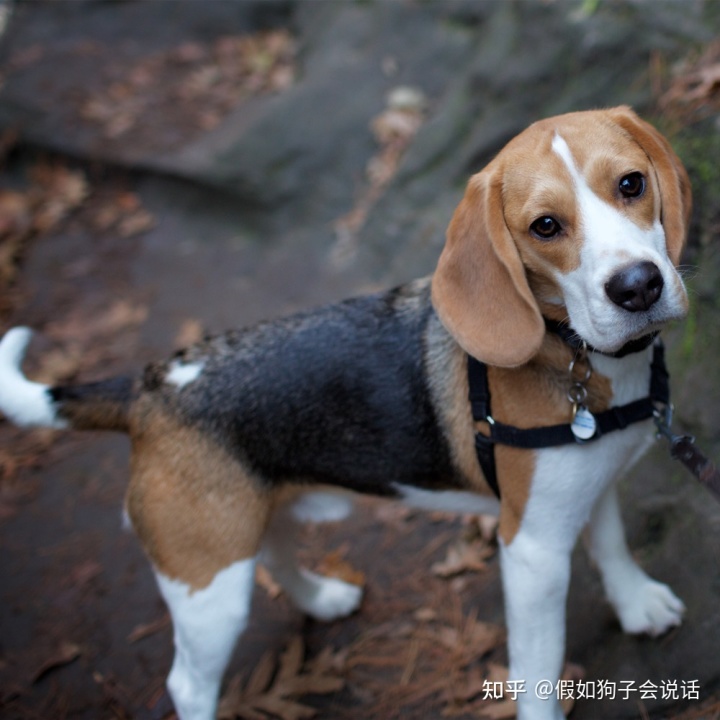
[
  {"left": 468, "top": 338, "right": 670, "bottom": 499},
  {"left": 543, "top": 317, "right": 659, "bottom": 358}
]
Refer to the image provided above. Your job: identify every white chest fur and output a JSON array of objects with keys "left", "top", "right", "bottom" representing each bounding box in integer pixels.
[{"left": 522, "top": 346, "right": 656, "bottom": 545}]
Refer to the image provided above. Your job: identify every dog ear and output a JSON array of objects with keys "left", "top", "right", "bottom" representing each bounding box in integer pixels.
[
  {"left": 431, "top": 169, "right": 544, "bottom": 367},
  {"left": 609, "top": 106, "right": 692, "bottom": 266}
]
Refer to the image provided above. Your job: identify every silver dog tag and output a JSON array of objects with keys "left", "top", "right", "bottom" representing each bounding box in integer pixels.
[{"left": 571, "top": 405, "right": 597, "bottom": 441}]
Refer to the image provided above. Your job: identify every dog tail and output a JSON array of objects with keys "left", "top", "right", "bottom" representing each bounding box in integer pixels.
[{"left": 0, "top": 327, "right": 133, "bottom": 433}]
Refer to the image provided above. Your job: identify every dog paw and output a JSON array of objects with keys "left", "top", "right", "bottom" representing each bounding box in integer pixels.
[
  {"left": 615, "top": 579, "right": 685, "bottom": 637},
  {"left": 297, "top": 570, "right": 363, "bottom": 622}
]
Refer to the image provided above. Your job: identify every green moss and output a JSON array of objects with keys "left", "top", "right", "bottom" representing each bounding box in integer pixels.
[
  {"left": 680, "top": 294, "right": 698, "bottom": 360},
  {"left": 662, "top": 124, "right": 720, "bottom": 234}
]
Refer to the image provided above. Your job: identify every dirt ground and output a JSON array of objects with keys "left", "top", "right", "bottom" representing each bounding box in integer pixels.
[{"left": 1, "top": 3, "right": 720, "bottom": 720}]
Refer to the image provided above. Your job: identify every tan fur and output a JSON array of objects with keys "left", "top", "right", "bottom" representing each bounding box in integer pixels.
[
  {"left": 432, "top": 170, "right": 545, "bottom": 368},
  {"left": 61, "top": 396, "right": 132, "bottom": 432},
  {"left": 126, "top": 397, "right": 271, "bottom": 590},
  {"left": 426, "top": 319, "right": 493, "bottom": 495},
  {"left": 496, "top": 446, "right": 535, "bottom": 545},
  {"left": 608, "top": 107, "right": 692, "bottom": 265},
  {"left": 488, "top": 334, "right": 613, "bottom": 543},
  {"left": 502, "top": 135, "right": 584, "bottom": 277}
]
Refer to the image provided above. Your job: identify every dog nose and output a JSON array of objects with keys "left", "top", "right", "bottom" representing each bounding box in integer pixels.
[{"left": 605, "top": 261, "right": 664, "bottom": 312}]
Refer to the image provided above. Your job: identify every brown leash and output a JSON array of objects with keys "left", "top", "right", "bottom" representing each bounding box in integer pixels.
[{"left": 654, "top": 405, "right": 720, "bottom": 500}]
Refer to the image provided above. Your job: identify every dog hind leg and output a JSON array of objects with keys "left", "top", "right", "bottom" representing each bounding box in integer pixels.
[
  {"left": 261, "top": 491, "right": 363, "bottom": 622},
  {"left": 126, "top": 408, "right": 275, "bottom": 720},
  {"left": 155, "top": 558, "right": 256, "bottom": 720}
]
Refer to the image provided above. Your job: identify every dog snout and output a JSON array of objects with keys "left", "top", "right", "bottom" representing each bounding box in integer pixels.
[{"left": 605, "top": 261, "right": 664, "bottom": 312}]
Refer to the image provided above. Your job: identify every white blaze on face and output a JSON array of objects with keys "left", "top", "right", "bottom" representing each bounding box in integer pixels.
[{"left": 550, "top": 133, "right": 687, "bottom": 353}]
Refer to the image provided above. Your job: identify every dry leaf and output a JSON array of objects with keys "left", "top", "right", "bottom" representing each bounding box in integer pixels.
[
  {"left": 331, "top": 86, "right": 426, "bottom": 268},
  {"left": 78, "top": 30, "right": 295, "bottom": 152},
  {"left": 658, "top": 40, "right": 720, "bottom": 126},
  {"left": 29, "top": 165, "right": 88, "bottom": 233},
  {"left": 485, "top": 664, "right": 509, "bottom": 685},
  {"left": 244, "top": 651, "right": 276, "bottom": 698},
  {"left": 0, "top": 190, "right": 32, "bottom": 236},
  {"left": 431, "top": 536, "right": 495, "bottom": 578},
  {"left": 474, "top": 514, "right": 499, "bottom": 543},
  {"left": 218, "top": 636, "right": 344, "bottom": 720},
  {"left": 175, "top": 318, "right": 204, "bottom": 349},
  {"left": 127, "top": 613, "right": 171, "bottom": 644},
  {"left": 118, "top": 208, "right": 155, "bottom": 237},
  {"left": 32, "top": 642, "right": 81, "bottom": 683},
  {"left": 68, "top": 559, "right": 103, "bottom": 589},
  {"left": 314, "top": 545, "right": 365, "bottom": 587},
  {"left": 414, "top": 607, "right": 437, "bottom": 623},
  {"left": 479, "top": 698, "right": 517, "bottom": 719},
  {"left": 47, "top": 300, "right": 147, "bottom": 343},
  {"left": 0, "top": 164, "right": 88, "bottom": 298},
  {"left": 90, "top": 191, "right": 155, "bottom": 237},
  {"left": 255, "top": 563, "right": 283, "bottom": 600},
  {"left": 559, "top": 661, "right": 585, "bottom": 717}
]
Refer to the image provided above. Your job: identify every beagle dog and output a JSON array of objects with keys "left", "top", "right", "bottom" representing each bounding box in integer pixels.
[{"left": 0, "top": 106, "right": 691, "bottom": 720}]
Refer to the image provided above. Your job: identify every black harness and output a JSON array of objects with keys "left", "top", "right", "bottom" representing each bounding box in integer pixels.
[{"left": 468, "top": 324, "right": 670, "bottom": 498}]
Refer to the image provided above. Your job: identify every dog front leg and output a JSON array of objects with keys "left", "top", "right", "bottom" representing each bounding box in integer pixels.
[
  {"left": 586, "top": 482, "right": 684, "bottom": 636},
  {"left": 500, "top": 534, "right": 570, "bottom": 720}
]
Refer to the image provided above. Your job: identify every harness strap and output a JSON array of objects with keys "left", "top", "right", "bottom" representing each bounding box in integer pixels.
[
  {"left": 468, "top": 339, "right": 669, "bottom": 499},
  {"left": 467, "top": 355, "right": 500, "bottom": 497}
]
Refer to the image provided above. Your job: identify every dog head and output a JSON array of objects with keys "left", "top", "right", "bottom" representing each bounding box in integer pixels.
[{"left": 432, "top": 106, "right": 691, "bottom": 366}]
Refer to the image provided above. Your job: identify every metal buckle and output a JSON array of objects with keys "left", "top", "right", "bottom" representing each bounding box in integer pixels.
[{"left": 652, "top": 402, "right": 674, "bottom": 440}]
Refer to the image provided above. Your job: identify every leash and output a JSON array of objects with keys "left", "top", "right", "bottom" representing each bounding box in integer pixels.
[
  {"left": 468, "top": 325, "right": 720, "bottom": 501},
  {"left": 653, "top": 403, "right": 720, "bottom": 499}
]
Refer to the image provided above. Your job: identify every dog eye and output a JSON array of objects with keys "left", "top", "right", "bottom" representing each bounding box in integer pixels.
[
  {"left": 618, "top": 172, "right": 645, "bottom": 199},
  {"left": 530, "top": 216, "right": 561, "bottom": 239}
]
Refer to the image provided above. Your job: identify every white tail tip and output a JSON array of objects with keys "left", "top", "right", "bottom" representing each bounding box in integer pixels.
[
  {"left": 0, "top": 327, "right": 67, "bottom": 429},
  {"left": 0, "top": 327, "right": 33, "bottom": 369}
]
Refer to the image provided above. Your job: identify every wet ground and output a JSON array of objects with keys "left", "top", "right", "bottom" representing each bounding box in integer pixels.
[{"left": 1, "top": 2, "right": 720, "bottom": 719}]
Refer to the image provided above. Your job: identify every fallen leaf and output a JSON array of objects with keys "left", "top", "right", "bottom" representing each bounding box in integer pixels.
[
  {"left": 69, "top": 560, "right": 103, "bottom": 588},
  {"left": 218, "top": 636, "right": 344, "bottom": 720},
  {"left": 32, "top": 642, "right": 81, "bottom": 683},
  {"left": 486, "top": 664, "right": 509, "bottom": 685},
  {"left": 479, "top": 699, "right": 517, "bottom": 719},
  {"left": 331, "top": 86, "right": 426, "bottom": 268},
  {"left": 314, "top": 545, "right": 365, "bottom": 587},
  {"left": 255, "top": 563, "right": 283, "bottom": 600},
  {"left": 658, "top": 39, "right": 720, "bottom": 126},
  {"left": 174, "top": 318, "right": 204, "bottom": 349},
  {"left": 559, "top": 661, "right": 585, "bottom": 716},
  {"left": 46, "top": 299, "right": 148, "bottom": 344},
  {"left": 0, "top": 190, "right": 32, "bottom": 236},
  {"left": 127, "top": 613, "right": 171, "bottom": 644},
  {"left": 77, "top": 30, "right": 296, "bottom": 153},
  {"left": 474, "top": 514, "right": 499, "bottom": 543},
  {"left": 117, "top": 208, "right": 155, "bottom": 237},
  {"left": 29, "top": 165, "right": 88, "bottom": 233},
  {"left": 0, "top": 164, "right": 88, "bottom": 301},
  {"left": 414, "top": 607, "right": 437, "bottom": 623},
  {"left": 431, "top": 535, "right": 495, "bottom": 578}
]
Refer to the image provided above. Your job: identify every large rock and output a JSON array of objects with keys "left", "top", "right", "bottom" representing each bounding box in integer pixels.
[{"left": 0, "top": 0, "right": 715, "bottom": 246}]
